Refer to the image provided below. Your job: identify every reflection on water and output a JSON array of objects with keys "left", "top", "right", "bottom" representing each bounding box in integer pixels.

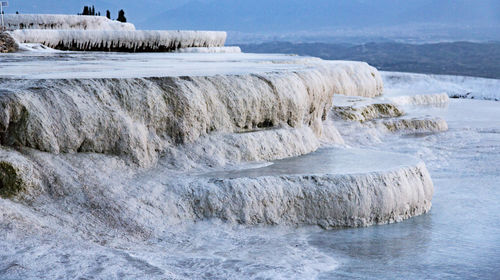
[
  {"left": 310, "top": 99, "right": 500, "bottom": 279},
  {"left": 205, "top": 148, "right": 418, "bottom": 178},
  {"left": 401, "top": 131, "right": 439, "bottom": 138}
]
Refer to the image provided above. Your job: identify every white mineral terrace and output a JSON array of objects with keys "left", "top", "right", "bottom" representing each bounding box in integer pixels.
[
  {"left": 1, "top": 48, "right": 473, "bottom": 278},
  {"left": 0, "top": 47, "right": 497, "bottom": 277},
  {"left": 382, "top": 71, "right": 500, "bottom": 101},
  {"left": 0, "top": 53, "right": 383, "bottom": 167},
  {"left": 9, "top": 29, "right": 228, "bottom": 52},
  {"left": 3, "top": 14, "right": 226, "bottom": 52},
  {"left": 0, "top": 52, "right": 312, "bottom": 78},
  {"left": 206, "top": 148, "right": 421, "bottom": 178},
  {"left": 3, "top": 14, "right": 136, "bottom": 31},
  {"left": 198, "top": 148, "right": 433, "bottom": 228},
  {"left": 0, "top": 52, "right": 381, "bottom": 82},
  {"left": 0, "top": 51, "right": 436, "bottom": 248}
]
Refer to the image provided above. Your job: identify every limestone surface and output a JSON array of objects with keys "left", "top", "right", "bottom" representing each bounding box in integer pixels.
[
  {"left": 0, "top": 54, "right": 383, "bottom": 166},
  {"left": 9, "top": 29, "right": 227, "bottom": 52},
  {"left": 331, "top": 93, "right": 449, "bottom": 134},
  {"left": 197, "top": 148, "right": 433, "bottom": 228},
  {"left": 0, "top": 52, "right": 433, "bottom": 235},
  {"left": 0, "top": 32, "right": 18, "bottom": 53}
]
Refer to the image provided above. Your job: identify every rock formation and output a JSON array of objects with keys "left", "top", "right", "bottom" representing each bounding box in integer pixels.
[{"left": 0, "top": 32, "right": 18, "bottom": 53}]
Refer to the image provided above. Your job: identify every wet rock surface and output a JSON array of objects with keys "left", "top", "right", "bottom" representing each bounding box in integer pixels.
[
  {"left": 0, "top": 54, "right": 383, "bottom": 167},
  {"left": 0, "top": 57, "right": 495, "bottom": 279},
  {"left": 0, "top": 32, "right": 19, "bottom": 53}
]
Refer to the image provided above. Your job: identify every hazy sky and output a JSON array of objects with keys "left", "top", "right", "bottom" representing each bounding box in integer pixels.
[{"left": 5, "top": 0, "right": 500, "bottom": 42}]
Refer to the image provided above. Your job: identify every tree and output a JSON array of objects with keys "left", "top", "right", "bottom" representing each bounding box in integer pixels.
[
  {"left": 106, "top": 10, "right": 111, "bottom": 19},
  {"left": 79, "top": 5, "right": 102, "bottom": 16},
  {"left": 117, "top": 9, "right": 126, "bottom": 23}
]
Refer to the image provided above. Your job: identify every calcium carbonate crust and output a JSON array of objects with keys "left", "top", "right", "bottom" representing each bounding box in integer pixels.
[
  {"left": 382, "top": 117, "right": 448, "bottom": 133},
  {"left": 387, "top": 93, "right": 450, "bottom": 105},
  {"left": 190, "top": 161, "right": 433, "bottom": 228},
  {"left": 174, "top": 46, "right": 242, "bottom": 53},
  {"left": 0, "top": 55, "right": 433, "bottom": 231},
  {"left": 382, "top": 71, "right": 500, "bottom": 101},
  {"left": 0, "top": 146, "right": 433, "bottom": 232},
  {"left": 9, "top": 29, "right": 227, "bottom": 52},
  {"left": 0, "top": 60, "right": 383, "bottom": 167}
]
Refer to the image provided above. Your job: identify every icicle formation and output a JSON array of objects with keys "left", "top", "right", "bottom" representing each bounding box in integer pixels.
[{"left": 10, "top": 29, "right": 227, "bottom": 52}]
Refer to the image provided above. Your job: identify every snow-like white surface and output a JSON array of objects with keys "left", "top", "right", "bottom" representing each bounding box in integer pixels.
[
  {"left": 3, "top": 14, "right": 135, "bottom": 31},
  {"left": 171, "top": 126, "right": 342, "bottom": 170},
  {"left": 382, "top": 71, "right": 500, "bottom": 101},
  {"left": 175, "top": 46, "right": 242, "bottom": 53},
  {"left": 331, "top": 94, "right": 449, "bottom": 134},
  {"left": 0, "top": 52, "right": 309, "bottom": 78},
  {"left": 208, "top": 147, "right": 421, "bottom": 176},
  {"left": 0, "top": 63, "right": 498, "bottom": 279},
  {"left": 1, "top": 95, "right": 498, "bottom": 279},
  {"left": 0, "top": 54, "right": 383, "bottom": 101},
  {"left": 0, "top": 53, "right": 382, "bottom": 168},
  {"left": 17, "top": 53, "right": 500, "bottom": 278},
  {"left": 17, "top": 42, "right": 60, "bottom": 52},
  {"left": 386, "top": 92, "right": 450, "bottom": 105},
  {"left": 333, "top": 95, "right": 403, "bottom": 122},
  {"left": 9, "top": 29, "right": 227, "bottom": 52}
]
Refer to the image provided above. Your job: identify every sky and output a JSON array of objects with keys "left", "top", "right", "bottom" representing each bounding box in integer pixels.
[{"left": 4, "top": 0, "right": 500, "bottom": 43}]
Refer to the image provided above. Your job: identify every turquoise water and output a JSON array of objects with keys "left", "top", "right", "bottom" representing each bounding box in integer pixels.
[{"left": 312, "top": 99, "right": 500, "bottom": 279}]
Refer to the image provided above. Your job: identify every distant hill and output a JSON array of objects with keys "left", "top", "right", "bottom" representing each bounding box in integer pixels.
[
  {"left": 4, "top": 0, "right": 189, "bottom": 25},
  {"left": 7, "top": 0, "right": 117, "bottom": 15},
  {"left": 142, "top": 0, "right": 500, "bottom": 31},
  {"left": 239, "top": 41, "right": 500, "bottom": 79},
  {"left": 5, "top": 0, "right": 500, "bottom": 42}
]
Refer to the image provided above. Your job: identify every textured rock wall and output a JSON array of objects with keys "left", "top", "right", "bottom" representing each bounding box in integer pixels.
[
  {"left": 0, "top": 32, "right": 19, "bottom": 53},
  {"left": 189, "top": 162, "right": 434, "bottom": 228},
  {"left": 9, "top": 29, "right": 227, "bottom": 52},
  {"left": 0, "top": 146, "right": 433, "bottom": 229},
  {"left": 0, "top": 61, "right": 382, "bottom": 166}
]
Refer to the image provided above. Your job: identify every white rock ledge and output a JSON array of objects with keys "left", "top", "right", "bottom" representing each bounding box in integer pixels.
[
  {"left": 9, "top": 29, "right": 227, "bottom": 52},
  {"left": 0, "top": 146, "right": 433, "bottom": 235},
  {"left": 174, "top": 46, "right": 242, "bottom": 53},
  {"left": 191, "top": 148, "right": 434, "bottom": 228},
  {"left": 0, "top": 54, "right": 383, "bottom": 166}
]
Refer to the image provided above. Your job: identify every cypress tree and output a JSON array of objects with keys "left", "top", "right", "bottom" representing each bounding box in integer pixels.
[{"left": 117, "top": 9, "right": 127, "bottom": 23}]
